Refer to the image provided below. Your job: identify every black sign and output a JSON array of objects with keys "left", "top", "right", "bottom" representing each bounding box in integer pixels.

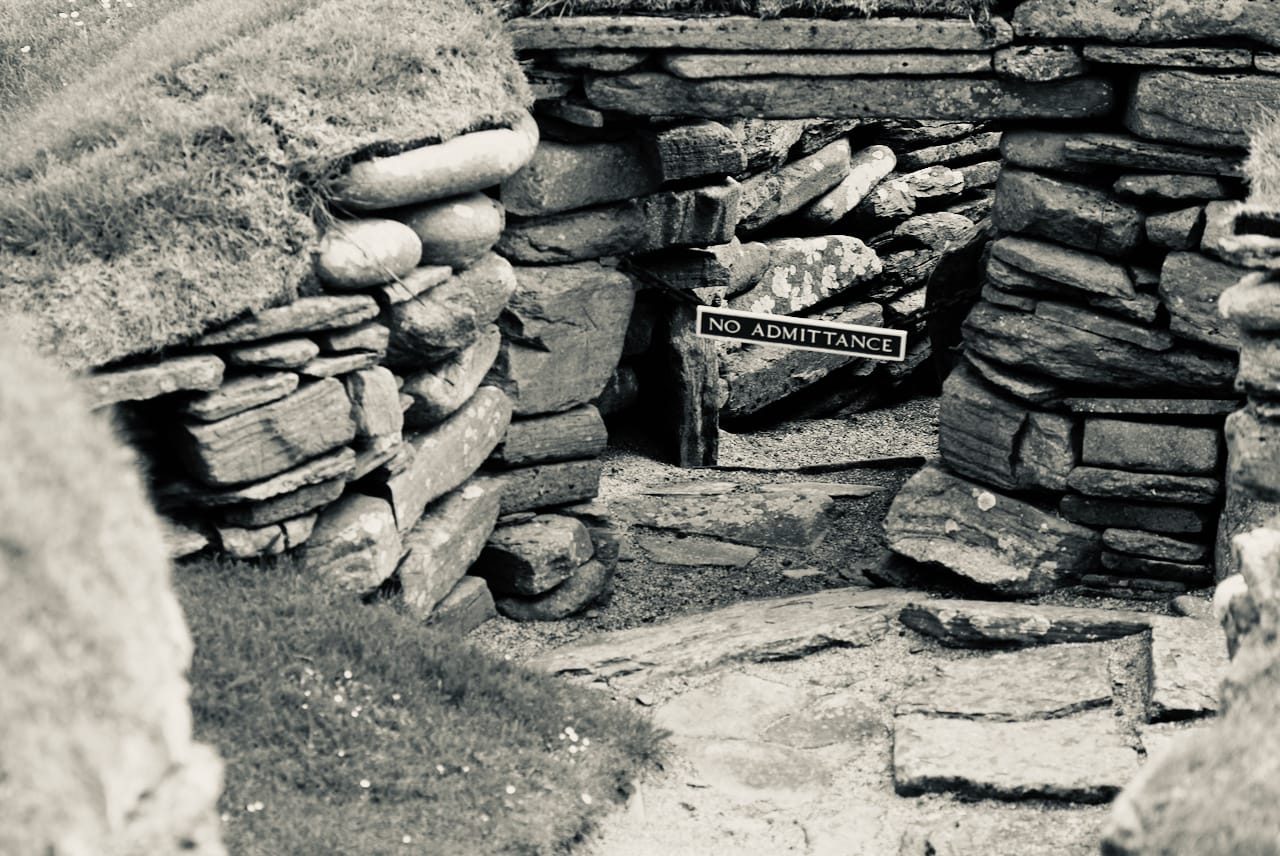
[{"left": 695, "top": 306, "right": 906, "bottom": 361}]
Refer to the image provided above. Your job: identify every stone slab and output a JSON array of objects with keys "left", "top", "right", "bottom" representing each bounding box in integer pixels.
[
  {"left": 633, "top": 531, "right": 761, "bottom": 567},
  {"left": 1081, "top": 418, "right": 1221, "bottom": 475},
  {"left": 302, "top": 494, "right": 401, "bottom": 593},
  {"left": 963, "top": 301, "right": 1236, "bottom": 393},
  {"left": 532, "top": 587, "right": 907, "bottom": 688},
  {"left": 899, "top": 599, "right": 1153, "bottom": 648},
  {"left": 893, "top": 709, "right": 1140, "bottom": 803},
  {"left": 178, "top": 378, "right": 355, "bottom": 487},
  {"left": 885, "top": 464, "right": 1099, "bottom": 595},
  {"left": 1060, "top": 495, "right": 1214, "bottom": 535},
  {"left": 1148, "top": 617, "right": 1226, "bottom": 721},
  {"left": 1127, "top": 71, "right": 1280, "bottom": 149},
  {"left": 1012, "top": 0, "right": 1280, "bottom": 50},
  {"left": 618, "top": 488, "right": 833, "bottom": 550},
  {"left": 474, "top": 514, "right": 595, "bottom": 596},
  {"left": 398, "top": 480, "right": 502, "bottom": 617},
  {"left": 1103, "top": 529, "right": 1210, "bottom": 563},
  {"left": 494, "top": 557, "right": 612, "bottom": 621},
  {"left": 1063, "top": 134, "right": 1244, "bottom": 177},
  {"left": 662, "top": 51, "right": 991, "bottom": 79},
  {"left": 222, "top": 478, "right": 346, "bottom": 529},
  {"left": 509, "top": 15, "right": 1014, "bottom": 51},
  {"left": 500, "top": 139, "right": 661, "bottom": 217},
  {"left": 162, "top": 446, "right": 356, "bottom": 507},
  {"left": 86, "top": 355, "right": 225, "bottom": 408},
  {"left": 197, "top": 295, "right": 380, "bottom": 346},
  {"left": 482, "top": 459, "right": 604, "bottom": 514},
  {"left": 1099, "top": 551, "right": 1213, "bottom": 583},
  {"left": 1083, "top": 45, "right": 1253, "bottom": 69},
  {"left": 897, "top": 643, "right": 1114, "bottom": 720},
  {"left": 386, "top": 386, "right": 512, "bottom": 532},
  {"left": 1067, "top": 467, "right": 1221, "bottom": 505},
  {"left": 1061, "top": 397, "right": 1239, "bottom": 417},
  {"left": 737, "top": 139, "right": 851, "bottom": 233},
  {"left": 424, "top": 575, "right": 497, "bottom": 635},
  {"left": 489, "top": 405, "right": 608, "bottom": 468},
  {"left": 990, "top": 236, "right": 1135, "bottom": 299},
  {"left": 994, "top": 45, "right": 1086, "bottom": 82},
  {"left": 1114, "top": 173, "right": 1240, "bottom": 202},
  {"left": 586, "top": 74, "right": 1114, "bottom": 121},
  {"left": 992, "top": 168, "right": 1142, "bottom": 257}
]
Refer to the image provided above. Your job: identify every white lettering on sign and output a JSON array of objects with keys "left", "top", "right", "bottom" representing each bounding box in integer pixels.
[{"left": 695, "top": 305, "right": 906, "bottom": 362}]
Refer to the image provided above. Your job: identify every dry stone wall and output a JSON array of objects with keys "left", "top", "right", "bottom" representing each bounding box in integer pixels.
[
  {"left": 83, "top": 113, "right": 629, "bottom": 629},
  {"left": 77, "top": 0, "right": 1280, "bottom": 621}
]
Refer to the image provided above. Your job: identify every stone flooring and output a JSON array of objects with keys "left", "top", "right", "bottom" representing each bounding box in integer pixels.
[{"left": 535, "top": 589, "right": 1228, "bottom": 856}]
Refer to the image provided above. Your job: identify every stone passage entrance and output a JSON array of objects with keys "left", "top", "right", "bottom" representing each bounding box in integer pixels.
[{"left": 507, "top": 0, "right": 1280, "bottom": 597}]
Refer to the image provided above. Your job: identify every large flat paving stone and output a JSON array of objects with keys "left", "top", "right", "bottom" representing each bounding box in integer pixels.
[
  {"left": 532, "top": 588, "right": 912, "bottom": 688},
  {"left": 893, "top": 708, "right": 1141, "bottom": 803},
  {"left": 898, "top": 643, "right": 1113, "bottom": 720}
]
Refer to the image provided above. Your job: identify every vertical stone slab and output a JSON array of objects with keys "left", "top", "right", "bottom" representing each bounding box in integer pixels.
[{"left": 663, "top": 302, "right": 719, "bottom": 467}]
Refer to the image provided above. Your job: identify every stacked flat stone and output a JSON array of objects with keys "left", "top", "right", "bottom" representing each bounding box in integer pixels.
[
  {"left": 508, "top": 35, "right": 1012, "bottom": 464},
  {"left": 878, "top": 0, "right": 1280, "bottom": 598},
  {"left": 84, "top": 114, "right": 614, "bottom": 631}
]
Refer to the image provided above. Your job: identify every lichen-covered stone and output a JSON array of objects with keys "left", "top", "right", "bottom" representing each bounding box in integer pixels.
[
  {"left": 398, "top": 480, "right": 503, "bottom": 617},
  {"left": 344, "top": 367, "right": 403, "bottom": 444},
  {"left": 992, "top": 169, "right": 1142, "bottom": 257},
  {"left": 474, "top": 514, "right": 595, "bottom": 595},
  {"left": 302, "top": 494, "right": 401, "bottom": 593},
  {"left": 86, "top": 354, "right": 225, "bottom": 409},
  {"left": 196, "top": 295, "right": 380, "bottom": 347},
  {"left": 738, "top": 138, "right": 852, "bottom": 234},
  {"left": 1126, "top": 71, "right": 1280, "bottom": 149},
  {"left": 402, "top": 326, "right": 502, "bottom": 428},
  {"left": 801, "top": 145, "right": 896, "bottom": 227},
  {"left": 385, "top": 253, "right": 516, "bottom": 367},
  {"left": 728, "top": 236, "right": 881, "bottom": 315},
  {"left": 489, "top": 405, "right": 608, "bottom": 468},
  {"left": 1012, "top": 0, "right": 1280, "bottom": 49}
]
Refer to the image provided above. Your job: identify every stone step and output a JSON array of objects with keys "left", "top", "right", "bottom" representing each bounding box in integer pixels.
[{"left": 899, "top": 599, "right": 1154, "bottom": 648}]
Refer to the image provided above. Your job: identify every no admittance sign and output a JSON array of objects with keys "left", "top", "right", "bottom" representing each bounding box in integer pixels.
[{"left": 695, "top": 306, "right": 906, "bottom": 362}]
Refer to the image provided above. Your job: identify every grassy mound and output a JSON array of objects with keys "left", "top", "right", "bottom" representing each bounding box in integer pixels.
[
  {"left": 0, "top": 0, "right": 529, "bottom": 371},
  {"left": 176, "top": 555, "right": 664, "bottom": 855},
  {"left": 508, "top": 0, "right": 995, "bottom": 20}
]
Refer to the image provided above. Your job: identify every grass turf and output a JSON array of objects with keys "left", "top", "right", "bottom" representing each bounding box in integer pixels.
[
  {"left": 175, "top": 554, "right": 664, "bottom": 855},
  {"left": 0, "top": 0, "right": 529, "bottom": 371},
  {"left": 508, "top": 0, "right": 995, "bottom": 20}
]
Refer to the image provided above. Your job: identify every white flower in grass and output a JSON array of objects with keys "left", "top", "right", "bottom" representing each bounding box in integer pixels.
[
  {"left": 19, "top": 45, "right": 31, "bottom": 53},
  {"left": 70, "top": 10, "right": 79, "bottom": 17},
  {"left": 436, "top": 764, "right": 446, "bottom": 774},
  {"left": 402, "top": 835, "right": 413, "bottom": 845},
  {"left": 360, "top": 779, "right": 371, "bottom": 789},
  {"left": 581, "top": 793, "right": 593, "bottom": 805},
  {"left": 343, "top": 670, "right": 353, "bottom": 680},
  {"left": 505, "top": 784, "right": 516, "bottom": 795}
]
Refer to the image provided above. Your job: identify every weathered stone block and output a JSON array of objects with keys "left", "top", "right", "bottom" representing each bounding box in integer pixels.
[
  {"left": 1060, "top": 495, "right": 1214, "bottom": 534},
  {"left": 197, "top": 295, "right": 380, "bottom": 347},
  {"left": 490, "top": 262, "right": 635, "bottom": 416},
  {"left": 1082, "top": 418, "right": 1221, "bottom": 475},
  {"left": 619, "top": 488, "right": 833, "bottom": 550},
  {"left": 500, "top": 140, "right": 661, "bottom": 217},
  {"left": 179, "top": 378, "right": 355, "bottom": 487},
  {"left": 992, "top": 169, "right": 1142, "bottom": 257},
  {"left": 1067, "top": 466, "right": 1221, "bottom": 505},
  {"left": 990, "top": 236, "right": 1135, "bottom": 298},
  {"left": 1145, "top": 206, "right": 1205, "bottom": 252},
  {"left": 632, "top": 238, "right": 769, "bottom": 297},
  {"left": 938, "top": 363, "right": 1027, "bottom": 490},
  {"left": 1084, "top": 45, "right": 1254, "bottom": 70},
  {"left": 343, "top": 366, "right": 402, "bottom": 445},
  {"left": 885, "top": 465, "right": 1100, "bottom": 595},
  {"left": 1226, "top": 407, "right": 1280, "bottom": 502},
  {"left": 1114, "top": 173, "right": 1239, "bottom": 202},
  {"left": 482, "top": 459, "right": 604, "bottom": 514},
  {"left": 899, "top": 599, "right": 1153, "bottom": 648},
  {"left": 663, "top": 50, "right": 990, "bottom": 79},
  {"left": 639, "top": 180, "right": 741, "bottom": 250},
  {"left": 497, "top": 202, "right": 643, "bottom": 264},
  {"left": 224, "top": 337, "right": 320, "bottom": 371},
  {"left": 585, "top": 74, "right": 1114, "bottom": 121},
  {"left": 302, "top": 494, "right": 401, "bottom": 593},
  {"left": 644, "top": 120, "right": 746, "bottom": 182},
  {"left": 222, "top": 478, "right": 346, "bottom": 529},
  {"left": 993, "top": 45, "right": 1085, "bottom": 81},
  {"left": 402, "top": 325, "right": 502, "bottom": 428},
  {"left": 298, "top": 352, "right": 381, "bottom": 379},
  {"left": 738, "top": 138, "right": 850, "bottom": 233},
  {"left": 1127, "top": 71, "right": 1280, "bottom": 149},
  {"left": 398, "top": 480, "right": 502, "bottom": 617},
  {"left": 1012, "top": 0, "right": 1280, "bottom": 50},
  {"left": 964, "top": 301, "right": 1236, "bottom": 393},
  {"left": 1104, "top": 528, "right": 1210, "bottom": 563},
  {"left": 86, "top": 355, "right": 225, "bottom": 409},
  {"left": 1018, "top": 411, "right": 1078, "bottom": 492},
  {"left": 801, "top": 145, "right": 896, "bottom": 227},
  {"left": 217, "top": 513, "right": 316, "bottom": 559},
  {"left": 399, "top": 193, "right": 505, "bottom": 268},
  {"left": 1100, "top": 551, "right": 1213, "bottom": 583},
  {"left": 384, "top": 252, "right": 516, "bottom": 367},
  {"left": 474, "top": 514, "right": 595, "bottom": 595},
  {"left": 1220, "top": 272, "right": 1280, "bottom": 333},
  {"left": 662, "top": 304, "right": 719, "bottom": 466},
  {"left": 424, "top": 575, "right": 497, "bottom": 634},
  {"left": 728, "top": 236, "right": 881, "bottom": 315},
  {"left": 494, "top": 558, "right": 612, "bottom": 621},
  {"left": 386, "top": 386, "right": 512, "bottom": 532},
  {"left": 720, "top": 305, "right": 882, "bottom": 421},
  {"left": 489, "top": 405, "right": 608, "bottom": 468},
  {"left": 315, "top": 321, "right": 389, "bottom": 355},
  {"left": 1063, "top": 134, "right": 1244, "bottom": 177}
]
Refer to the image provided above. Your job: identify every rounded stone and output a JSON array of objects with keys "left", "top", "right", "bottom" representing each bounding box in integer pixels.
[
  {"left": 400, "top": 192, "right": 505, "bottom": 267},
  {"left": 332, "top": 113, "right": 539, "bottom": 211},
  {"left": 1221, "top": 272, "right": 1280, "bottom": 332},
  {"left": 314, "top": 218, "right": 422, "bottom": 290}
]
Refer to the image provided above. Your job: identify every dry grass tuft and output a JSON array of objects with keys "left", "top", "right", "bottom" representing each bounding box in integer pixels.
[
  {"left": 0, "top": 0, "right": 529, "bottom": 370},
  {"left": 1247, "top": 110, "right": 1280, "bottom": 207}
]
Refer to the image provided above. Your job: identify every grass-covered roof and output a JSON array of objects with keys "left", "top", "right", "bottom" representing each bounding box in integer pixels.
[{"left": 0, "top": 0, "right": 530, "bottom": 370}]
